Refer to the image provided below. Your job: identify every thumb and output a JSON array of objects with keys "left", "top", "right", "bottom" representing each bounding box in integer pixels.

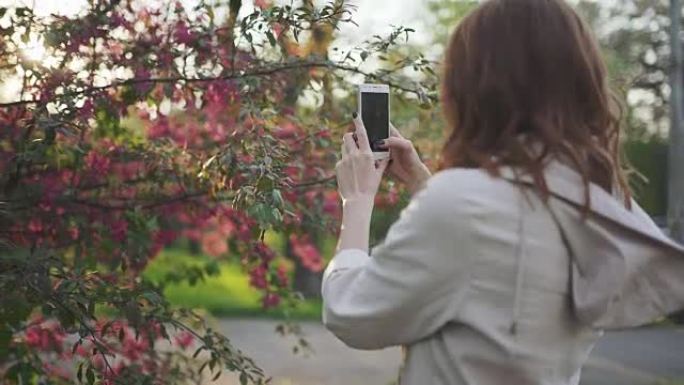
[
  {"left": 383, "top": 137, "right": 412, "bottom": 152},
  {"left": 389, "top": 123, "right": 404, "bottom": 139}
]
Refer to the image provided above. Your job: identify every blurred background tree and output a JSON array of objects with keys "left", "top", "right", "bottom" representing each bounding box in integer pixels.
[{"left": 0, "top": 0, "right": 437, "bottom": 383}]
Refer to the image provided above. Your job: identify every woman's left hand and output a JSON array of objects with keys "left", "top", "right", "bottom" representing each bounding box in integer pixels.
[{"left": 335, "top": 113, "right": 389, "bottom": 205}]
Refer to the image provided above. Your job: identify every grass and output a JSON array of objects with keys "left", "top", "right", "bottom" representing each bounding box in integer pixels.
[{"left": 143, "top": 247, "right": 322, "bottom": 320}]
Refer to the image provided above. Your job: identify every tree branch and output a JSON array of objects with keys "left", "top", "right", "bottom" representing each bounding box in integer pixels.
[{"left": 0, "top": 60, "right": 427, "bottom": 108}]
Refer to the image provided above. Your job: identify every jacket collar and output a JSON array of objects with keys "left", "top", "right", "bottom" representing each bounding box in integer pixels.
[
  {"left": 499, "top": 160, "right": 684, "bottom": 329},
  {"left": 498, "top": 160, "right": 684, "bottom": 252}
]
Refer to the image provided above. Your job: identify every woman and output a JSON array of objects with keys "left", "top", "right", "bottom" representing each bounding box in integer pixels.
[{"left": 321, "top": 0, "right": 684, "bottom": 384}]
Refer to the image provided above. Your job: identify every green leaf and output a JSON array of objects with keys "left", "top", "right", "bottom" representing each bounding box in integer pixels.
[
  {"left": 271, "top": 189, "right": 283, "bottom": 207},
  {"left": 56, "top": 306, "right": 76, "bottom": 329},
  {"left": 124, "top": 300, "right": 142, "bottom": 326},
  {"left": 204, "top": 260, "right": 220, "bottom": 276},
  {"left": 140, "top": 290, "right": 162, "bottom": 305},
  {"left": 271, "top": 207, "right": 282, "bottom": 223},
  {"left": 159, "top": 324, "right": 169, "bottom": 340},
  {"left": 1, "top": 295, "right": 33, "bottom": 328},
  {"left": 0, "top": 328, "right": 11, "bottom": 361},
  {"left": 15, "top": 7, "right": 29, "bottom": 17},
  {"left": 77, "top": 362, "right": 84, "bottom": 383},
  {"left": 266, "top": 31, "right": 276, "bottom": 47},
  {"left": 146, "top": 216, "right": 159, "bottom": 231},
  {"left": 213, "top": 370, "right": 222, "bottom": 381},
  {"left": 86, "top": 366, "right": 95, "bottom": 385}
]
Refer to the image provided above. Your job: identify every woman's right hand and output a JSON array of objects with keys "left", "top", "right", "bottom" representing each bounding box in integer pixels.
[{"left": 377, "top": 123, "right": 432, "bottom": 195}]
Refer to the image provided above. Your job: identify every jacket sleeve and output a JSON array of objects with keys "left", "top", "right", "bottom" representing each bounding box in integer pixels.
[{"left": 321, "top": 173, "right": 472, "bottom": 350}]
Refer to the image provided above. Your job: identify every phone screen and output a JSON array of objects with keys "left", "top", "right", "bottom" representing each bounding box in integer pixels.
[{"left": 361, "top": 92, "right": 389, "bottom": 152}]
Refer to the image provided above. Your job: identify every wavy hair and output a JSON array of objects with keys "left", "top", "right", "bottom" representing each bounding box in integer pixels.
[{"left": 439, "top": 0, "right": 631, "bottom": 209}]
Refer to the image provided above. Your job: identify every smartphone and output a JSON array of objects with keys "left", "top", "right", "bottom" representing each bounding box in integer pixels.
[{"left": 358, "top": 84, "right": 390, "bottom": 160}]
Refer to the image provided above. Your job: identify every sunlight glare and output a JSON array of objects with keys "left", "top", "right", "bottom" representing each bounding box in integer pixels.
[{"left": 21, "top": 35, "right": 46, "bottom": 62}]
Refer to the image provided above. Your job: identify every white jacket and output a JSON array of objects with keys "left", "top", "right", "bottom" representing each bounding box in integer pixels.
[{"left": 321, "top": 160, "right": 684, "bottom": 385}]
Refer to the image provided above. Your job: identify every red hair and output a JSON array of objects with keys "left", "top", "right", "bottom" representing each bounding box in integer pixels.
[{"left": 440, "top": 0, "right": 631, "bottom": 208}]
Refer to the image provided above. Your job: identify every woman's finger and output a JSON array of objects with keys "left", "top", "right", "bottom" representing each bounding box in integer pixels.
[
  {"left": 342, "top": 132, "right": 358, "bottom": 154},
  {"left": 379, "top": 136, "right": 411, "bottom": 152},
  {"left": 352, "top": 113, "right": 372, "bottom": 154},
  {"left": 341, "top": 138, "right": 348, "bottom": 158},
  {"left": 375, "top": 158, "right": 390, "bottom": 175},
  {"left": 389, "top": 123, "right": 404, "bottom": 138}
]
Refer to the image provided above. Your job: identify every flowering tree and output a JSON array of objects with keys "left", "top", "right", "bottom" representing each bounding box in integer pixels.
[{"left": 0, "top": 0, "right": 437, "bottom": 383}]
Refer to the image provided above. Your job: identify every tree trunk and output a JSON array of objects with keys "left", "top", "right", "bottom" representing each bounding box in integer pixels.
[
  {"left": 292, "top": 261, "right": 323, "bottom": 299},
  {"left": 287, "top": 235, "right": 323, "bottom": 299},
  {"left": 669, "top": 0, "right": 684, "bottom": 243}
]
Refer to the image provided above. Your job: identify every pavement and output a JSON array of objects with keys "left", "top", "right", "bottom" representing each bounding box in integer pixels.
[{"left": 213, "top": 319, "right": 684, "bottom": 385}]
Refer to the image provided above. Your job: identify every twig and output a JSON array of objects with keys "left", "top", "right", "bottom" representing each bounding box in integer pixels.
[
  {"left": 0, "top": 60, "right": 424, "bottom": 108},
  {"left": 290, "top": 175, "right": 336, "bottom": 188}
]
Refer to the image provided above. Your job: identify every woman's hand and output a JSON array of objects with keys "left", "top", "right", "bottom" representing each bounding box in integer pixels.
[
  {"left": 335, "top": 114, "right": 389, "bottom": 206},
  {"left": 334, "top": 113, "right": 389, "bottom": 253},
  {"left": 377, "top": 124, "right": 432, "bottom": 195}
]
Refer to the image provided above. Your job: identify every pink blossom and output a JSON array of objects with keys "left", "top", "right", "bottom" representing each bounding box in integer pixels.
[
  {"left": 218, "top": 217, "right": 235, "bottom": 236},
  {"left": 110, "top": 220, "right": 128, "bottom": 243},
  {"left": 122, "top": 334, "right": 148, "bottom": 361},
  {"left": 262, "top": 292, "right": 280, "bottom": 308},
  {"left": 386, "top": 189, "right": 400, "bottom": 205},
  {"left": 38, "top": 200, "right": 52, "bottom": 212},
  {"left": 254, "top": 0, "right": 270, "bottom": 9},
  {"left": 149, "top": 230, "right": 177, "bottom": 258},
  {"left": 273, "top": 23, "right": 284, "bottom": 39},
  {"left": 174, "top": 331, "right": 194, "bottom": 349},
  {"left": 147, "top": 116, "right": 171, "bottom": 139},
  {"left": 134, "top": 68, "right": 152, "bottom": 95},
  {"left": 42, "top": 362, "right": 71, "bottom": 379},
  {"left": 322, "top": 190, "right": 339, "bottom": 214},
  {"left": 254, "top": 242, "right": 276, "bottom": 263},
  {"left": 74, "top": 342, "right": 90, "bottom": 357},
  {"left": 174, "top": 21, "right": 195, "bottom": 45},
  {"left": 249, "top": 265, "right": 268, "bottom": 289},
  {"left": 91, "top": 352, "right": 105, "bottom": 370},
  {"left": 24, "top": 327, "right": 42, "bottom": 348},
  {"left": 24, "top": 322, "right": 65, "bottom": 352},
  {"left": 183, "top": 228, "right": 202, "bottom": 241},
  {"left": 84, "top": 151, "right": 111, "bottom": 175},
  {"left": 201, "top": 231, "right": 228, "bottom": 257},
  {"left": 273, "top": 121, "right": 298, "bottom": 138},
  {"left": 28, "top": 218, "right": 43, "bottom": 233},
  {"left": 289, "top": 234, "right": 323, "bottom": 272},
  {"left": 110, "top": 13, "right": 127, "bottom": 28},
  {"left": 59, "top": 169, "right": 80, "bottom": 186},
  {"left": 276, "top": 265, "right": 289, "bottom": 287},
  {"left": 68, "top": 226, "right": 79, "bottom": 240}
]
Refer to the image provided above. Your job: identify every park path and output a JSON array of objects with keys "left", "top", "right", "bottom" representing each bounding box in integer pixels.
[{"left": 214, "top": 319, "right": 684, "bottom": 385}]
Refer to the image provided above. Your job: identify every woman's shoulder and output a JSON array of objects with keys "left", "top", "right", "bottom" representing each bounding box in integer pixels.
[
  {"left": 422, "top": 167, "right": 517, "bottom": 200},
  {"left": 410, "top": 167, "right": 520, "bottom": 220}
]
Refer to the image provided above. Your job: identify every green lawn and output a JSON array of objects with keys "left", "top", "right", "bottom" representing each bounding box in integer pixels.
[{"left": 143, "top": 248, "right": 322, "bottom": 320}]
